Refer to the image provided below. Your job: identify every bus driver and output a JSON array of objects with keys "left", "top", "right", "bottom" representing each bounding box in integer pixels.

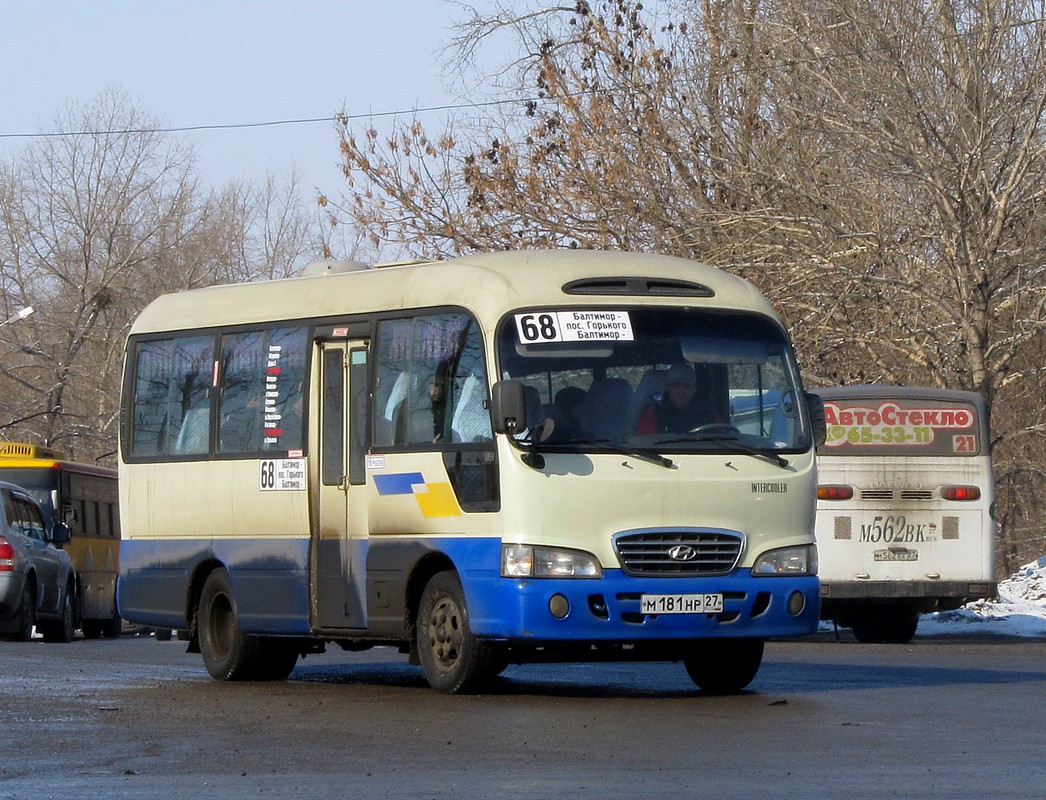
[{"left": 635, "top": 364, "right": 712, "bottom": 435}]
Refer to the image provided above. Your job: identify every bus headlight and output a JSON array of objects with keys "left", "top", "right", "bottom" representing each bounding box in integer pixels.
[
  {"left": 501, "top": 544, "right": 603, "bottom": 578},
  {"left": 752, "top": 545, "right": 817, "bottom": 576}
]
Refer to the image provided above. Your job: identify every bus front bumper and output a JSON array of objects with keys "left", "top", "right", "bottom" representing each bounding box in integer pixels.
[{"left": 461, "top": 568, "right": 821, "bottom": 642}]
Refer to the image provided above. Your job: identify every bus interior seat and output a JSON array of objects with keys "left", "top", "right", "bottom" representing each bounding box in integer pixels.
[
  {"left": 174, "top": 407, "right": 210, "bottom": 454},
  {"left": 451, "top": 374, "right": 493, "bottom": 443},
  {"left": 377, "top": 371, "right": 410, "bottom": 445},
  {"left": 580, "top": 378, "right": 633, "bottom": 442}
]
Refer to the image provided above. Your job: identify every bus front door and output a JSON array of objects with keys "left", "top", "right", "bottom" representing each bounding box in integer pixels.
[{"left": 313, "top": 340, "right": 369, "bottom": 630}]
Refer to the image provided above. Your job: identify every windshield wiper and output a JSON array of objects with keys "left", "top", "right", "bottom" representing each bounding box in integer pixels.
[
  {"left": 520, "top": 432, "right": 674, "bottom": 469},
  {"left": 657, "top": 434, "right": 790, "bottom": 469},
  {"left": 582, "top": 439, "right": 674, "bottom": 469}
]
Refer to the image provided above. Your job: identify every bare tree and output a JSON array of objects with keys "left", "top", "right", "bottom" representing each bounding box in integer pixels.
[
  {"left": 0, "top": 90, "right": 208, "bottom": 460},
  {"left": 214, "top": 171, "right": 329, "bottom": 283},
  {"left": 0, "top": 91, "right": 324, "bottom": 463}
]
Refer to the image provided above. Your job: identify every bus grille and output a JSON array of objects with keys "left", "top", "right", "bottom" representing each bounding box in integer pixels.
[
  {"left": 860, "top": 489, "right": 935, "bottom": 501},
  {"left": 614, "top": 530, "right": 743, "bottom": 576},
  {"left": 862, "top": 489, "right": 893, "bottom": 500},
  {"left": 900, "top": 490, "right": 934, "bottom": 500}
]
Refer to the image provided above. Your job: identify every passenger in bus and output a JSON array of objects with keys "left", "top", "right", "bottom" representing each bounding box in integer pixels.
[
  {"left": 634, "top": 364, "right": 719, "bottom": 435},
  {"left": 398, "top": 361, "right": 451, "bottom": 444},
  {"left": 547, "top": 386, "right": 587, "bottom": 440},
  {"left": 428, "top": 360, "right": 452, "bottom": 442}
]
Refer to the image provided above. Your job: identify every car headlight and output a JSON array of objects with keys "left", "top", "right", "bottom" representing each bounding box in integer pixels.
[
  {"left": 501, "top": 544, "right": 603, "bottom": 578},
  {"left": 752, "top": 544, "right": 817, "bottom": 576}
]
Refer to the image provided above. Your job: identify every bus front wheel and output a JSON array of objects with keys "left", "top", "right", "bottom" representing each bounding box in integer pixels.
[
  {"left": 416, "top": 571, "right": 497, "bottom": 694},
  {"left": 683, "top": 638, "right": 765, "bottom": 694}
]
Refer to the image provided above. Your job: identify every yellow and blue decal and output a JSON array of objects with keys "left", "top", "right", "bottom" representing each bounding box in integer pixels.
[{"left": 373, "top": 472, "right": 462, "bottom": 518}]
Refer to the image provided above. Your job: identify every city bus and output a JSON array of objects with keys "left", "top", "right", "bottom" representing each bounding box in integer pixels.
[
  {"left": 814, "top": 385, "right": 996, "bottom": 643},
  {"left": 117, "top": 250, "right": 822, "bottom": 693},
  {"left": 0, "top": 442, "right": 122, "bottom": 638}
]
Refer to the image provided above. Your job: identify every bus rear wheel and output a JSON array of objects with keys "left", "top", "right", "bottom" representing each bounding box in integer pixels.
[
  {"left": 198, "top": 568, "right": 257, "bottom": 680},
  {"left": 416, "top": 571, "right": 496, "bottom": 694},
  {"left": 198, "top": 568, "right": 298, "bottom": 681},
  {"left": 683, "top": 639, "right": 765, "bottom": 694},
  {"left": 852, "top": 606, "right": 920, "bottom": 644}
]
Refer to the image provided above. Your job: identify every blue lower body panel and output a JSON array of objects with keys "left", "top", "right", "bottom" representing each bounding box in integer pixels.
[
  {"left": 118, "top": 537, "right": 311, "bottom": 634},
  {"left": 119, "top": 534, "right": 819, "bottom": 643}
]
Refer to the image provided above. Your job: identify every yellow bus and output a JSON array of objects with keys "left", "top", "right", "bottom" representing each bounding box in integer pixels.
[
  {"left": 118, "top": 250, "right": 822, "bottom": 693},
  {"left": 0, "top": 442, "right": 121, "bottom": 638}
]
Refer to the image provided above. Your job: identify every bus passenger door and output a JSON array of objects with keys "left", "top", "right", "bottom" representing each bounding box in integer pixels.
[{"left": 313, "top": 340, "right": 369, "bottom": 630}]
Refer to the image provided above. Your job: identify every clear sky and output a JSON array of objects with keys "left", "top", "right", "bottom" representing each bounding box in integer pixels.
[{"left": 0, "top": 1, "right": 472, "bottom": 197}]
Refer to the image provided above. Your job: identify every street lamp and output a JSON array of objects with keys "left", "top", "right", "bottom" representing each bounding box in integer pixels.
[{"left": 0, "top": 306, "right": 34, "bottom": 328}]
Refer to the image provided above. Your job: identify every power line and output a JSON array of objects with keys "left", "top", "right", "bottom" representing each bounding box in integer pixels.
[{"left": 0, "top": 97, "right": 535, "bottom": 141}]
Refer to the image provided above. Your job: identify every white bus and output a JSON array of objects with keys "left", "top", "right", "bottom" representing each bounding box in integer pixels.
[
  {"left": 815, "top": 385, "right": 996, "bottom": 643},
  {"left": 118, "top": 250, "right": 822, "bottom": 693}
]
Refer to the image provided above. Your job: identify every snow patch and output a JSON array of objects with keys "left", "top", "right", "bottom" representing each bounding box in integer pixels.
[{"left": 921, "top": 554, "right": 1046, "bottom": 637}]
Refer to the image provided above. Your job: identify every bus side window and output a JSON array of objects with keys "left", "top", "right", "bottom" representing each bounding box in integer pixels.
[
  {"left": 132, "top": 336, "right": 215, "bottom": 457},
  {"left": 218, "top": 327, "right": 308, "bottom": 455},
  {"left": 321, "top": 348, "right": 345, "bottom": 485},
  {"left": 375, "top": 313, "right": 491, "bottom": 448},
  {"left": 348, "top": 347, "right": 368, "bottom": 483}
]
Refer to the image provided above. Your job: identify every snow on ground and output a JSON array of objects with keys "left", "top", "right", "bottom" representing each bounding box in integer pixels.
[{"left": 918, "top": 554, "right": 1046, "bottom": 637}]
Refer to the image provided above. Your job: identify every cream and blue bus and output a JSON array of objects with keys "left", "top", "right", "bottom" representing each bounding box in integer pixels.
[
  {"left": 117, "top": 250, "right": 821, "bottom": 693},
  {"left": 815, "top": 385, "right": 996, "bottom": 643}
]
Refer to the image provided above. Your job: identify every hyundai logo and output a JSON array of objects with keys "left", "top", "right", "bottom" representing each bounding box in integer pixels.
[{"left": 668, "top": 544, "right": 698, "bottom": 561}]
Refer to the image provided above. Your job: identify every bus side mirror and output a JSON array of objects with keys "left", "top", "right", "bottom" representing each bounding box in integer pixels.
[
  {"left": 51, "top": 521, "right": 71, "bottom": 547},
  {"left": 490, "top": 379, "right": 528, "bottom": 435},
  {"left": 806, "top": 392, "right": 826, "bottom": 448}
]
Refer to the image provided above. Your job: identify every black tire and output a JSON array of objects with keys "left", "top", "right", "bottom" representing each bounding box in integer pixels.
[
  {"left": 851, "top": 606, "right": 919, "bottom": 644},
  {"left": 250, "top": 639, "right": 299, "bottom": 681},
  {"left": 100, "top": 613, "right": 123, "bottom": 638},
  {"left": 41, "top": 586, "right": 76, "bottom": 643},
  {"left": 9, "top": 585, "right": 36, "bottom": 642},
  {"left": 850, "top": 615, "right": 884, "bottom": 643},
  {"left": 416, "top": 571, "right": 496, "bottom": 694},
  {"left": 81, "top": 619, "right": 103, "bottom": 639},
  {"left": 153, "top": 628, "right": 173, "bottom": 641},
  {"left": 879, "top": 607, "right": 920, "bottom": 644},
  {"left": 198, "top": 568, "right": 258, "bottom": 681},
  {"left": 683, "top": 638, "right": 765, "bottom": 694}
]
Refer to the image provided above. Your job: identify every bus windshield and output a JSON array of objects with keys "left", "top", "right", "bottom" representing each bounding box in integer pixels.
[{"left": 497, "top": 307, "right": 810, "bottom": 453}]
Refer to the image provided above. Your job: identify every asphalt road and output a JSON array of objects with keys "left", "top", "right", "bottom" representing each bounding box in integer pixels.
[{"left": 0, "top": 631, "right": 1043, "bottom": 800}]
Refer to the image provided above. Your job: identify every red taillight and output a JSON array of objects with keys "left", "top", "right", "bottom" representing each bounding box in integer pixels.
[
  {"left": 817, "top": 485, "right": 854, "bottom": 501},
  {"left": 942, "top": 485, "right": 981, "bottom": 501},
  {"left": 0, "top": 536, "right": 14, "bottom": 572}
]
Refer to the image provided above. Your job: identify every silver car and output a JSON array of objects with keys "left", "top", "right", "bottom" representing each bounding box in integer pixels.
[{"left": 0, "top": 481, "right": 77, "bottom": 642}]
